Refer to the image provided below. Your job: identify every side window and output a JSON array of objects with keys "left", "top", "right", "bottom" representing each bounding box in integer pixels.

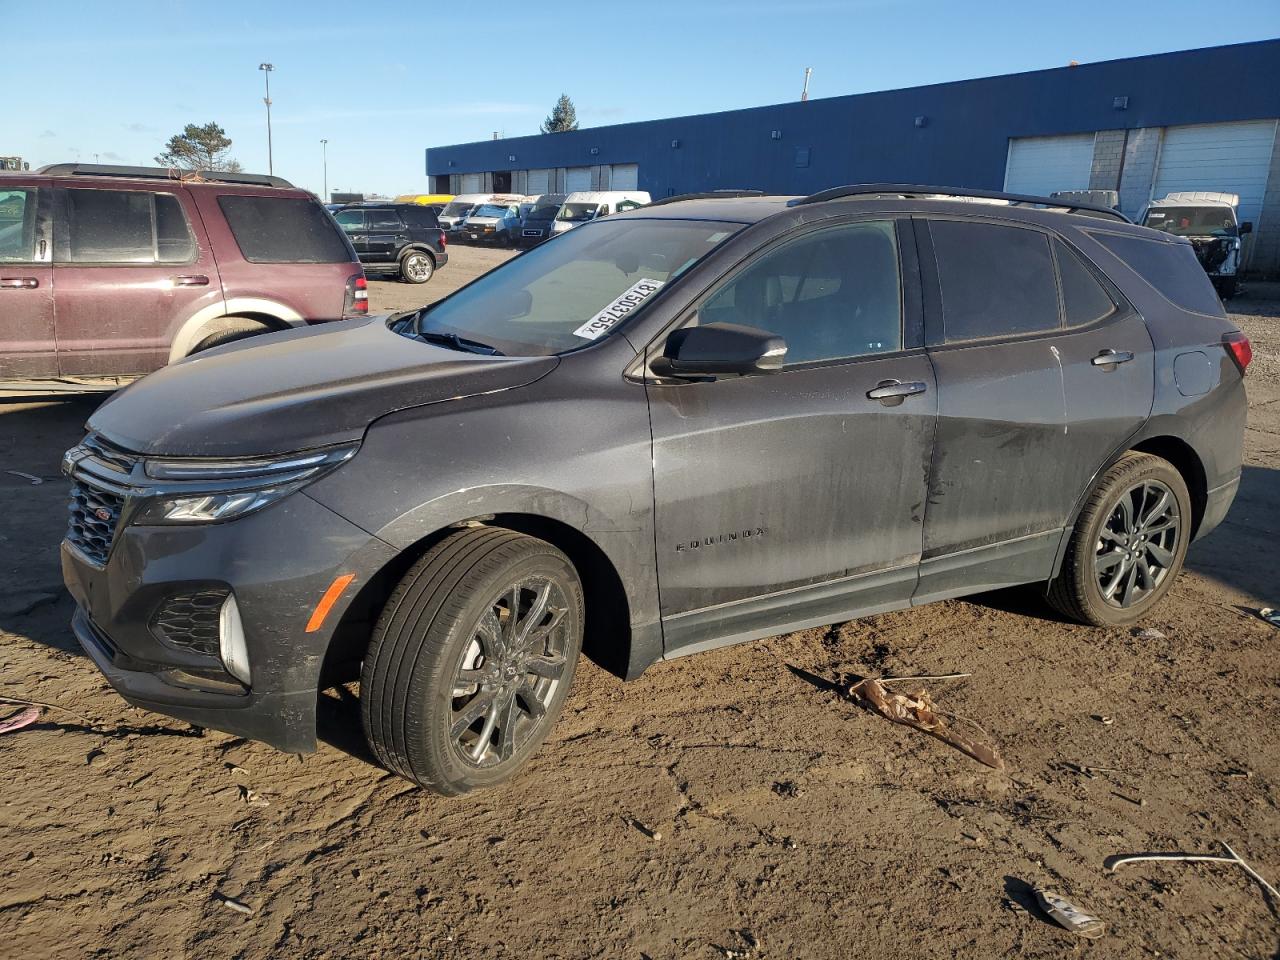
[
  {"left": 334, "top": 209, "right": 364, "bottom": 233},
  {"left": 1092, "top": 232, "right": 1225, "bottom": 318},
  {"left": 699, "top": 220, "right": 902, "bottom": 365},
  {"left": 367, "top": 209, "right": 403, "bottom": 231},
  {"left": 930, "top": 220, "right": 1060, "bottom": 341},
  {"left": 154, "top": 194, "right": 196, "bottom": 263},
  {"left": 64, "top": 189, "right": 154, "bottom": 263},
  {"left": 217, "top": 195, "right": 353, "bottom": 264},
  {"left": 1054, "top": 239, "right": 1117, "bottom": 326},
  {"left": 59, "top": 189, "right": 194, "bottom": 264},
  {"left": 0, "top": 189, "right": 37, "bottom": 262}
]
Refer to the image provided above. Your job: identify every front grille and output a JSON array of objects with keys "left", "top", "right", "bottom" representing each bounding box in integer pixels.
[
  {"left": 150, "top": 589, "right": 227, "bottom": 657},
  {"left": 64, "top": 433, "right": 141, "bottom": 567},
  {"left": 67, "top": 481, "right": 126, "bottom": 566}
]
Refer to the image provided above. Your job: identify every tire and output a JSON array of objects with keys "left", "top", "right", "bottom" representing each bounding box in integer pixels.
[
  {"left": 399, "top": 249, "right": 435, "bottom": 284},
  {"left": 189, "top": 325, "right": 268, "bottom": 355},
  {"left": 1047, "top": 452, "right": 1192, "bottom": 627},
  {"left": 361, "top": 527, "right": 584, "bottom": 794},
  {"left": 1217, "top": 276, "right": 1238, "bottom": 300}
]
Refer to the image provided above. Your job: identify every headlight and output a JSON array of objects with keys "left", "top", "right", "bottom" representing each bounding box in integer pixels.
[{"left": 131, "top": 443, "right": 358, "bottom": 525}]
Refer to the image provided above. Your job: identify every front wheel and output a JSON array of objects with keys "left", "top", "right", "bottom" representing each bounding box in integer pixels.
[
  {"left": 399, "top": 250, "right": 434, "bottom": 284},
  {"left": 1216, "top": 276, "right": 1238, "bottom": 300},
  {"left": 1047, "top": 452, "right": 1191, "bottom": 626},
  {"left": 361, "top": 527, "right": 584, "bottom": 794}
]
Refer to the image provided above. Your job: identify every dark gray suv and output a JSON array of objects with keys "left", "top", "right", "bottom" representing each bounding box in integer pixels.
[{"left": 61, "top": 185, "right": 1249, "bottom": 795}]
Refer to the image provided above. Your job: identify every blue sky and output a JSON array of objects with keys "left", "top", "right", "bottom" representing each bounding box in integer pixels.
[{"left": 3, "top": 1, "right": 1277, "bottom": 196}]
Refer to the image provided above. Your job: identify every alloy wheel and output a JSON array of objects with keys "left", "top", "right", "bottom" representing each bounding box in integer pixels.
[
  {"left": 404, "top": 253, "right": 432, "bottom": 282},
  {"left": 448, "top": 577, "right": 570, "bottom": 767},
  {"left": 1093, "top": 479, "right": 1181, "bottom": 608}
]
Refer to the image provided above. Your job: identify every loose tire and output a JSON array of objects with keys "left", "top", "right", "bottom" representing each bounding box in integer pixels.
[
  {"left": 361, "top": 527, "right": 584, "bottom": 794},
  {"left": 400, "top": 250, "right": 435, "bottom": 284},
  {"left": 1217, "top": 276, "right": 1238, "bottom": 300},
  {"left": 1047, "top": 452, "right": 1191, "bottom": 626}
]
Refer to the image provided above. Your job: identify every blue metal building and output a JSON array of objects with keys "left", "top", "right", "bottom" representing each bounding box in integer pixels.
[{"left": 428, "top": 39, "right": 1280, "bottom": 272}]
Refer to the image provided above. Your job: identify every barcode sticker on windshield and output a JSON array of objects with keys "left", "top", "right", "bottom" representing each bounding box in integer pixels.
[{"left": 573, "top": 279, "right": 664, "bottom": 340}]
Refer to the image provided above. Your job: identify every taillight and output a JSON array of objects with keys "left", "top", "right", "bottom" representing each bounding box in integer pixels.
[
  {"left": 343, "top": 273, "right": 368, "bottom": 316},
  {"left": 439, "top": 229, "right": 447, "bottom": 248},
  {"left": 1223, "top": 331, "right": 1252, "bottom": 374}
]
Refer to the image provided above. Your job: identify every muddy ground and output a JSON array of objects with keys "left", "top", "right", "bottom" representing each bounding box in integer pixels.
[{"left": 1, "top": 250, "right": 1277, "bottom": 959}]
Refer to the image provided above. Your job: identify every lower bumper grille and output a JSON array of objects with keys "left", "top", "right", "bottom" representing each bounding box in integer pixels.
[{"left": 151, "top": 589, "right": 227, "bottom": 658}]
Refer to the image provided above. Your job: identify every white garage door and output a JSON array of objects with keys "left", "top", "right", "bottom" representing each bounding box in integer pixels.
[
  {"left": 460, "top": 172, "right": 483, "bottom": 193},
  {"left": 1004, "top": 134, "right": 1096, "bottom": 197},
  {"left": 526, "top": 168, "right": 551, "bottom": 195},
  {"left": 565, "top": 166, "right": 592, "bottom": 192},
  {"left": 610, "top": 163, "right": 639, "bottom": 190},
  {"left": 1152, "top": 120, "right": 1278, "bottom": 227}
]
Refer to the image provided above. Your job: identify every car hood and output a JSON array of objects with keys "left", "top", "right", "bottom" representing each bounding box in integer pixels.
[{"left": 88, "top": 317, "right": 559, "bottom": 457}]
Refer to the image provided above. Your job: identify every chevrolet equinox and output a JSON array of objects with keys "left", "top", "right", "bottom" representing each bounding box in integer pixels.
[{"left": 62, "top": 185, "right": 1249, "bottom": 794}]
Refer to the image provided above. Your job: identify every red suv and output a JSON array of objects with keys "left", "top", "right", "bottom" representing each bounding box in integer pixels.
[{"left": 0, "top": 164, "right": 365, "bottom": 388}]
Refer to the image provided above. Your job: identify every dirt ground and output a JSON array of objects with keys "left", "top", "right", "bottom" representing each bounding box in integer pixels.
[{"left": 1, "top": 250, "right": 1277, "bottom": 959}]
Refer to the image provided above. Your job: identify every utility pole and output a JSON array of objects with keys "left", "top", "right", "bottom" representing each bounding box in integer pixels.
[
  {"left": 801, "top": 67, "right": 812, "bottom": 102},
  {"left": 320, "top": 139, "right": 328, "bottom": 201},
  {"left": 259, "top": 63, "right": 275, "bottom": 174}
]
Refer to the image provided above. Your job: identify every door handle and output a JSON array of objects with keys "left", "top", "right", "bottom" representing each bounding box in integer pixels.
[
  {"left": 0, "top": 277, "right": 38, "bottom": 289},
  {"left": 867, "top": 379, "right": 928, "bottom": 406},
  {"left": 172, "top": 275, "right": 210, "bottom": 287},
  {"left": 1091, "top": 348, "right": 1134, "bottom": 368}
]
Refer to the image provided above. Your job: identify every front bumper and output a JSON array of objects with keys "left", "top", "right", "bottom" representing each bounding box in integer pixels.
[{"left": 62, "top": 491, "right": 395, "bottom": 753}]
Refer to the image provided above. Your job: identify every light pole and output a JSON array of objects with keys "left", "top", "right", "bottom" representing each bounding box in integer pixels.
[
  {"left": 320, "top": 139, "right": 328, "bottom": 202},
  {"left": 258, "top": 63, "right": 274, "bottom": 175}
]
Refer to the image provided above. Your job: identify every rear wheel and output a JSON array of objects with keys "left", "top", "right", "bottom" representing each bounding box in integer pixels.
[
  {"left": 361, "top": 528, "right": 584, "bottom": 794},
  {"left": 189, "top": 323, "right": 269, "bottom": 355},
  {"left": 400, "top": 250, "right": 434, "bottom": 284},
  {"left": 1047, "top": 452, "right": 1191, "bottom": 626}
]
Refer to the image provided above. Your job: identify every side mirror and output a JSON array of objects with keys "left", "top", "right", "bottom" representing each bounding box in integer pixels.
[
  {"left": 1239, "top": 221, "right": 1253, "bottom": 235},
  {"left": 651, "top": 322, "right": 787, "bottom": 379}
]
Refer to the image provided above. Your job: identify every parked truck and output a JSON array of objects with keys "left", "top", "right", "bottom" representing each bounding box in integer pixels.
[{"left": 1141, "top": 192, "right": 1252, "bottom": 299}]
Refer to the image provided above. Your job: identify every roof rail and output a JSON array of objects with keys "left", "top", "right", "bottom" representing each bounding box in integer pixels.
[
  {"left": 36, "top": 163, "right": 294, "bottom": 189},
  {"left": 788, "top": 183, "right": 1131, "bottom": 223},
  {"left": 646, "top": 189, "right": 766, "bottom": 208}
]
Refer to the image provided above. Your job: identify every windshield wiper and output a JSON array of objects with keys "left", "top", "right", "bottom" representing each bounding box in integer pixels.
[{"left": 417, "top": 329, "right": 504, "bottom": 356}]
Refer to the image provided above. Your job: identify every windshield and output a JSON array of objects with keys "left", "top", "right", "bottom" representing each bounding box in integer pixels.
[
  {"left": 557, "top": 203, "right": 599, "bottom": 222},
  {"left": 411, "top": 218, "right": 743, "bottom": 356},
  {"left": 1143, "top": 206, "right": 1237, "bottom": 237},
  {"left": 472, "top": 204, "right": 512, "bottom": 218},
  {"left": 441, "top": 201, "right": 475, "bottom": 219},
  {"left": 526, "top": 205, "right": 560, "bottom": 222}
]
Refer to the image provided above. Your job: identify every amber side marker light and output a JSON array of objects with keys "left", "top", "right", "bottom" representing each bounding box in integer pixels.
[{"left": 306, "top": 574, "right": 356, "bottom": 633}]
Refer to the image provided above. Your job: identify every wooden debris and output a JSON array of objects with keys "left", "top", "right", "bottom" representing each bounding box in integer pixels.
[{"left": 845, "top": 677, "right": 1004, "bottom": 770}]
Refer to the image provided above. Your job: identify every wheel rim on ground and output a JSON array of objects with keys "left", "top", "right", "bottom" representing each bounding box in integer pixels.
[
  {"left": 404, "top": 254, "right": 431, "bottom": 281},
  {"left": 1094, "top": 479, "right": 1181, "bottom": 609},
  {"left": 448, "top": 576, "right": 571, "bottom": 767}
]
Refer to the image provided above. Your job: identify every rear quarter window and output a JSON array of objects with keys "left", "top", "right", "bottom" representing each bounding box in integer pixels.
[
  {"left": 217, "top": 194, "right": 352, "bottom": 263},
  {"left": 1092, "top": 232, "right": 1225, "bottom": 317}
]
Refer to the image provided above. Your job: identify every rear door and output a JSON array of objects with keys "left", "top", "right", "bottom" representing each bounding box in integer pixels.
[
  {"left": 53, "top": 185, "right": 221, "bottom": 377},
  {"left": 0, "top": 180, "right": 55, "bottom": 378},
  {"left": 648, "top": 218, "right": 936, "bottom": 653},
  {"left": 914, "top": 217, "right": 1073, "bottom": 601},
  {"left": 333, "top": 208, "right": 368, "bottom": 262},
  {"left": 364, "top": 208, "right": 405, "bottom": 265}
]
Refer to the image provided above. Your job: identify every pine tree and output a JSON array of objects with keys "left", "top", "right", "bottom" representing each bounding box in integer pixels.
[
  {"left": 154, "top": 122, "right": 241, "bottom": 171},
  {"left": 540, "top": 94, "right": 579, "bottom": 134}
]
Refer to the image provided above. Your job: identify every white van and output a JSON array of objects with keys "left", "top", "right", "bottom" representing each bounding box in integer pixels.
[
  {"left": 438, "top": 193, "right": 494, "bottom": 233},
  {"left": 551, "top": 191, "right": 651, "bottom": 235}
]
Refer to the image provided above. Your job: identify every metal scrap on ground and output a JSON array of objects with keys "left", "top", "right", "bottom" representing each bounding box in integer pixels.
[
  {"left": 1106, "top": 841, "right": 1279, "bottom": 905},
  {"left": 1259, "top": 608, "right": 1280, "bottom": 627},
  {"left": 845, "top": 676, "right": 1005, "bottom": 770},
  {"left": 1034, "top": 888, "right": 1106, "bottom": 939}
]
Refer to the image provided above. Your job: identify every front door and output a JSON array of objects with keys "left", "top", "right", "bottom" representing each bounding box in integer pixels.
[
  {"left": 0, "top": 182, "right": 55, "bottom": 378},
  {"left": 648, "top": 218, "right": 936, "bottom": 654},
  {"left": 53, "top": 185, "right": 223, "bottom": 377}
]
